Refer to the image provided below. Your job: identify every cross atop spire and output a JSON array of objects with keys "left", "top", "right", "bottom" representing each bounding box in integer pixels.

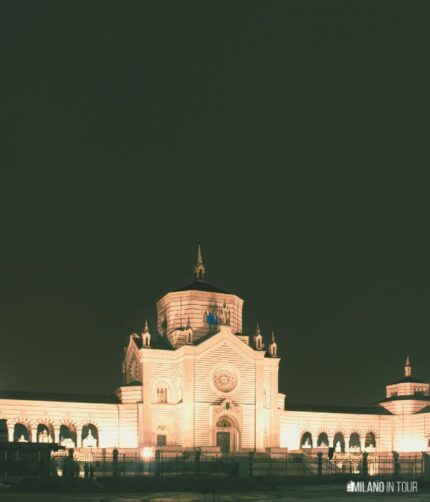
[
  {"left": 405, "top": 354, "right": 412, "bottom": 377},
  {"left": 194, "top": 243, "right": 205, "bottom": 281}
]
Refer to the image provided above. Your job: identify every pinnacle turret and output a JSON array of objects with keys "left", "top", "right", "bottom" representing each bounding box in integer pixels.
[
  {"left": 405, "top": 354, "right": 412, "bottom": 378},
  {"left": 194, "top": 244, "right": 205, "bottom": 281},
  {"left": 254, "top": 322, "right": 263, "bottom": 350}
]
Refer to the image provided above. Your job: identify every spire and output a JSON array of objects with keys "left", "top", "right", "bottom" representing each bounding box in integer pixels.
[
  {"left": 405, "top": 354, "right": 412, "bottom": 377},
  {"left": 144, "top": 320, "right": 149, "bottom": 333},
  {"left": 271, "top": 331, "right": 276, "bottom": 343},
  {"left": 194, "top": 243, "right": 205, "bottom": 281},
  {"left": 255, "top": 322, "right": 261, "bottom": 337}
]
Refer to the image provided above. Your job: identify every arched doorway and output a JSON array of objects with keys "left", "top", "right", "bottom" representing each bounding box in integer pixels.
[
  {"left": 59, "top": 424, "right": 77, "bottom": 447},
  {"left": 154, "top": 425, "right": 168, "bottom": 446},
  {"left": 333, "top": 432, "right": 345, "bottom": 453},
  {"left": 365, "top": 432, "right": 376, "bottom": 451},
  {"left": 349, "top": 432, "right": 361, "bottom": 452},
  {"left": 317, "top": 432, "right": 329, "bottom": 448},
  {"left": 215, "top": 416, "right": 238, "bottom": 454},
  {"left": 300, "top": 431, "right": 313, "bottom": 449},
  {"left": 37, "top": 423, "right": 53, "bottom": 443},
  {"left": 82, "top": 424, "right": 98, "bottom": 448},
  {"left": 14, "top": 423, "right": 30, "bottom": 442}
]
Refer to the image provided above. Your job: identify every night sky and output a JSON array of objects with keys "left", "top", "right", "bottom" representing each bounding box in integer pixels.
[{"left": 1, "top": 2, "right": 429, "bottom": 407}]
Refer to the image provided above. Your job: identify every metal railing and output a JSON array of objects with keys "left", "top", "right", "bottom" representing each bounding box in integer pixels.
[{"left": 0, "top": 447, "right": 426, "bottom": 479}]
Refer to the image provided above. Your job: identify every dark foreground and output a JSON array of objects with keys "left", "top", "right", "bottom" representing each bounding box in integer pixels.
[{"left": 0, "top": 478, "right": 429, "bottom": 501}]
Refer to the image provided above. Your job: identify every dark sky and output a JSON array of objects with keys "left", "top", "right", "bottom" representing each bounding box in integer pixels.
[{"left": 1, "top": 1, "right": 429, "bottom": 407}]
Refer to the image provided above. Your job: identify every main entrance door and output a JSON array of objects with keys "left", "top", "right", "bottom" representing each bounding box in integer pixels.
[{"left": 216, "top": 431, "right": 230, "bottom": 453}]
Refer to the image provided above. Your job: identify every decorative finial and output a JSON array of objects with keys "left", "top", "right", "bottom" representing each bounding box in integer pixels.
[
  {"left": 271, "top": 331, "right": 276, "bottom": 343},
  {"left": 144, "top": 320, "right": 149, "bottom": 333},
  {"left": 194, "top": 243, "right": 205, "bottom": 281},
  {"left": 405, "top": 354, "right": 412, "bottom": 377}
]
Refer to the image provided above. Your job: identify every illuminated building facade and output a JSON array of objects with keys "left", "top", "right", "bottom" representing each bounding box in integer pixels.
[{"left": 0, "top": 248, "right": 429, "bottom": 455}]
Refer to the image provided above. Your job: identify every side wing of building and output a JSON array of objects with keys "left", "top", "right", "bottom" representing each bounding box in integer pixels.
[{"left": 0, "top": 391, "right": 138, "bottom": 449}]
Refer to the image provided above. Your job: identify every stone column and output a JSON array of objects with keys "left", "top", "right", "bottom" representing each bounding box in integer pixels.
[
  {"left": 328, "top": 436, "right": 334, "bottom": 448},
  {"left": 54, "top": 424, "right": 60, "bottom": 444},
  {"left": 30, "top": 425, "right": 37, "bottom": 443},
  {"left": 360, "top": 438, "right": 366, "bottom": 452},
  {"left": 7, "top": 423, "right": 14, "bottom": 442},
  {"left": 76, "top": 427, "right": 82, "bottom": 448}
]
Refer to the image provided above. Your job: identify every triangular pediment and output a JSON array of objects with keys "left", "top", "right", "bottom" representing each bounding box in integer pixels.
[{"left": 194, "top": 325, "right": 264, "bottom": 361}]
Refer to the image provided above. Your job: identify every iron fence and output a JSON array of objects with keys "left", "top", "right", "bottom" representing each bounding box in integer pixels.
[
  {"left": 0, "top": 447, "right": 426, "bottom": 480},
  {"left": 54, "top": 450, "right": 425, "bottom": 479}
]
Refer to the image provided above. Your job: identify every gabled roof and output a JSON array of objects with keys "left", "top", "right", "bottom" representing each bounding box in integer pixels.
[
  {"left": 191, "top": 325, "right": 263, "bottom": 361},
  {"left": 171, "top": 280, "right": 230, "bottom": 294},
  {"left": 287, "top": 402, "right": 392, "bottom": 415},
  {"left": 0, "top": 390, "right": 119, "bottom": 404}
]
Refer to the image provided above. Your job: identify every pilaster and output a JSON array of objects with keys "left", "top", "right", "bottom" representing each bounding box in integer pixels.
[
  {"left": 142, "top": 356, "right": 153, "bottom": 446},
  {"left": 255, "top": 358, "right": 265, "bottom": 451},
  {"left": 182, "top": 355, "right": 195, "bottom": 447}
]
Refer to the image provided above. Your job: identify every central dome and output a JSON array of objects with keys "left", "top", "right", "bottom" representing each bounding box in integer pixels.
[{"left": 156, "top": 246, "right": 243, "bottom": 347}]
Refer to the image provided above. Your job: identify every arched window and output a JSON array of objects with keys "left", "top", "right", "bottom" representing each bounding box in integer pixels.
[
  {"left": 59, "top": 424, "right": 77, "bottom": 447},
  {"left": 365, "top": 432, "right": 376, "bottom": 450},
  {"left": 300, "top": 431, "right": 313, "bottom": 448},
  {"left": 333, "top": 432, "right": 345, "bottom": 452},
  {"left": 37, "top": 423, "right": 53, "bottom": 443},
  {"left": 82, "top": 423, "right": 98, "bottom": 447},
  {"left": 153, "top": 379, "right": 171, "bottom": 404},
  {"left": 349, "top": 432, "right": 361, "bottom": 450},
  {"left": 157, "top": 385, "right": 168, "bottom": 403},
  {"left": 0, "top": 419, "right": 8, "bottom": 442},
  {"left": 317, "top": 432, "right": 329, "bottom": 447},
  {"left": 127, "top": 356, "right": 142, "bottom": 383},
  {"left": 14, "top": 423, "right": 29, "bottom": 442}
]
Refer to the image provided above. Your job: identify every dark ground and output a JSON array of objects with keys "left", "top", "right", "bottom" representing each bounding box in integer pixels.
[{"left": 0, "top": 478, "right": 429, "bottom": 501}]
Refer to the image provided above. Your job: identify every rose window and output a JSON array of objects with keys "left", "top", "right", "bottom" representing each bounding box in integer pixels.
[{"left": 212, "top": 367, "right": 237, "bottom": 393}]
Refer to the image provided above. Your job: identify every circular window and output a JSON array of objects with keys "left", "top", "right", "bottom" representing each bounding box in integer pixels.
[{"left": 212, "top": 367, "right": 238, "bottom": 393}]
